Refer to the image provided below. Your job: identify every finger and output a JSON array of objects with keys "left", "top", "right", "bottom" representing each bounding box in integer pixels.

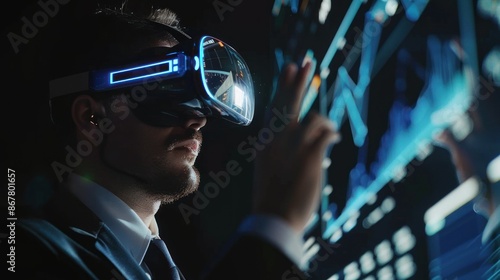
[
  {"left": 309, "top": 119, "right": 342, "bottom": 155},
  {"left": 433, "top": 129, "right": 456, "bottom": 148},
  {"left": 300, "top": 113, "right": 340, "bottom": 145},
  {"left": 278, "top": 62, "right": 298, "bottom": 96},
  {"left": 290, "top": 61, "right": 312, "bottom": 115},
  {"left": 264, "top": 63, "right": 297, "bottom": 123},
  {"left": 269, "top": 63, "right": 297, "bottom": 111},
  {"left": 269, "top": 61, "right": 312, "bottom": 124},
  {"left": 288, "top": 61, "right": 312, "bottom": 121}
]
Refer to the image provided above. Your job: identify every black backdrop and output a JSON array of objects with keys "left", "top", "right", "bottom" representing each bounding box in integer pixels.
[
  {"left": 4, "top": 0, "right": 273, "bottom": 278},
  {"left": 4, "top": 0, "right": 500, "bottom": 279}
]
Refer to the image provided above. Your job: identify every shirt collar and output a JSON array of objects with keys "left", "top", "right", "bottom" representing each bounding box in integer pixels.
[{"left": 66, "top": 173, "right": 155, "bottom": 264}]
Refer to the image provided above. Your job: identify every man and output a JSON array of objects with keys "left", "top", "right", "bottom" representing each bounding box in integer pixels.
[{"left": 17, "top": 6, "right": 339, "bottom": 280}]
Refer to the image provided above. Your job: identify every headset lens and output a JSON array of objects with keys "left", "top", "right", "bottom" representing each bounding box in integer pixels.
[{"left": 200, "top": 36, "right": 255, "bottom": 125}]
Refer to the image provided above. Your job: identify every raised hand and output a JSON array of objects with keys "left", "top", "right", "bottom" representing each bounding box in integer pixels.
[{"left": 252, "top": 61, "right": 341, "bottom": 232}]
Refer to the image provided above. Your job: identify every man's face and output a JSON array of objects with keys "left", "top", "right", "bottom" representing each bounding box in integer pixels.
[
  {"left": 101, "top": 95, "right": 207, "bottom": 203},
  {"left": 93, "top": 40, "right": 207, "bottom": 203}
]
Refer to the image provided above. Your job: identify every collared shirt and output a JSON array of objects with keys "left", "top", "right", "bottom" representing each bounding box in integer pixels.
[
  {"left": 66, "top": 173, "right": 305, "bottom": 271},
  {"left": 66, "top": 173, "right": 154, "bottom": 265}
]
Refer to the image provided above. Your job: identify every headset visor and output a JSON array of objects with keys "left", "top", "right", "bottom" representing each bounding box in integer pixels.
[
  {"left": 49, "top": 35, "right": 255, "bottom": 126},
  {"left": 200, "top": 36, "right": 254, "bottom": 126}
]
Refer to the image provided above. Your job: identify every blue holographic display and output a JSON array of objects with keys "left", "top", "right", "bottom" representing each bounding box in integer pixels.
[{"left": 271, "top": 0, "right": 490, "bottom": 278}]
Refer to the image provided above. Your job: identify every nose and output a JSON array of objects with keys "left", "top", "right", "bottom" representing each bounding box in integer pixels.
[{"left": 183, "top": 117, "right": 207, "bottom": 131}]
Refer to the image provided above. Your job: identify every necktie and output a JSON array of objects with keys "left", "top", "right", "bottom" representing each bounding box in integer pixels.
[{"left": 144, "top": 238, "right": 181, "bottom": 280}]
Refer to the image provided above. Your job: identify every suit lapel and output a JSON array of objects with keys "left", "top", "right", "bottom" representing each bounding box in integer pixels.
[
  {"left": 45, "top": 188, "right": 149, "bottom": 280},
  {"left": 95, "top": 224, "right": 150, "bottom": 280}
]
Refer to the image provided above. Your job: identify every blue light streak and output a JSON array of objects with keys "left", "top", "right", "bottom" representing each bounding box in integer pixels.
[
  {"left": 271, "top": 0, "right": 477, "bottom": 242},
  {"left": 458, "top": 0, "right": 479, "bottom": 78},
  {"left": 319, "top": 0, "right": 366, "bottom": 73},
  {"left": 357, "top": 16, "right": 381, "bottom": 98},
  {"left": 342, "top": 87, "right": 368, "bottom": 147},
  {"left": 324, "top": 13, "right": 385, "bottom": 148},
  {"left": 274, "top": 48, "right": 285, "bottom": 72},
  {"left": 400, "top": 0, "right": 429, "bottom": 22},
  {"left": 272, "top": 0, "right": 300, "bottom": 16},
  {"left": 323, "top": 37, "right": 474, "bottom": 240}
]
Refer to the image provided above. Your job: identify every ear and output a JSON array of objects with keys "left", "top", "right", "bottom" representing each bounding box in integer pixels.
[{"left": 71, "top": 95, "right": 105, "bottom": 132}]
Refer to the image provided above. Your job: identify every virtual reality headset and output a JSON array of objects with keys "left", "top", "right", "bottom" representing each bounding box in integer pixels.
[{"left": 49, "top": 26, "right": 255, "bottom": 127}]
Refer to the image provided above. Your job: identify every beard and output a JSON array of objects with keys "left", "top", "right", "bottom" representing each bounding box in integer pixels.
[
  {"left": 99, "top": 129, "right": 203, "bottom": 203},
  {"left": 145, "top": 158, "right": 201, "bottom": 204},
  {"left": 144, "top": 129, "right": 203, "bottom": 203}
]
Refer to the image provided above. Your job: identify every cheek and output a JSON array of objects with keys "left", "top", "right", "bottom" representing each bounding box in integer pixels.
[{"left": 103, "top": 118, "right": 171, "bottom": 163}]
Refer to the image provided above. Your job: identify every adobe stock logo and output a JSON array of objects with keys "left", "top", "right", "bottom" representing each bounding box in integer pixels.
[
  {"left": 213, "top": 0, "right": 243, "bottom": 21},
  {"left": 7, "top": 0, "right": 70, "bottom": 54}
]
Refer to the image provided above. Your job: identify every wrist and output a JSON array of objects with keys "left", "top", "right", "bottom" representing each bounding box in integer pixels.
[{"left": 252, "top": 207, "right": 306, "bottom": 234}]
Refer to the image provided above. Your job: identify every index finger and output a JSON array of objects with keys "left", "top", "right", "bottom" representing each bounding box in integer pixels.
[{"left": 267, "top": 61, "right": 312, "bottom": 124}]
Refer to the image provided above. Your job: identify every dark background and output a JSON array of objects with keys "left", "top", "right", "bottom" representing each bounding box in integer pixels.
[
  {"left": 3, "top": 0, "right": 500, "bottom": 279},
  {"left": 4, "top": 0, "right": 273, "bottom": 278}
]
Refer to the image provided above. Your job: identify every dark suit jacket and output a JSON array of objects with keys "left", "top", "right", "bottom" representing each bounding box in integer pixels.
[{"left": 17, "top": 189, "right": 309, "bottom": 280}]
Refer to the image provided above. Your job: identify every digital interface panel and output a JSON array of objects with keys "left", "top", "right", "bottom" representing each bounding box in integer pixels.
[
  {"left": 110, "top": 59, "right": 178, "bottom": 84},
  {"left": 89, "top": 54, "right": 187, "bottom": 92},
  {"left": 271, "top": 0, "right": 499, "bottom": 279}
]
